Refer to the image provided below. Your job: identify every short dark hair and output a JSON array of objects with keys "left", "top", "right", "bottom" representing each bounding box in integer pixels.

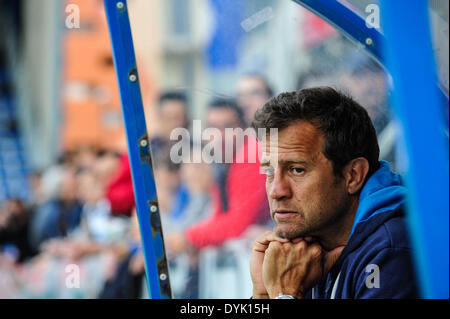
[
  {"left": 208, "top": 98, "right": 245, "bottom": 127},
  {"left": 158, "top": 91, "right": 188, "bottom": 107},
  {"left": 252, "top": 86, "right": 380, "bottom": 178}
]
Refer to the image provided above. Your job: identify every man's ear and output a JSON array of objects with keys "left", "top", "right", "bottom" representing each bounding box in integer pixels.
[{"left": 344, "top": 157, "right": 370, "bottom": 195}]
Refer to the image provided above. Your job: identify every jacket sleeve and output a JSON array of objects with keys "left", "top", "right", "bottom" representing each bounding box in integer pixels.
[
  {"left": 106, "top": 154, "right": 135, "bottom": 216},
  {"left": 185, "top": 159, "right": 268, "bottom": 249},
  {"left": 353, "top": 247, "right": 419, "bottom": 298}
]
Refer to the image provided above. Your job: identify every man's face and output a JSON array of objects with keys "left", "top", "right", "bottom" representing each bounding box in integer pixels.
[
  {"left": 236, "top": 77, "right": 270, "bottom": 124},
  {"left": 59, "top": 170, "right": 78, "bottom": 202},
  {"left": 159, "top": 100, "right": 187, "bottom": 136},
  {"left": 206, "top": 107, "right": 240, "bottom": 152},
  {"left": 261, "top": 121, "right": 351, "bottom": 240}
]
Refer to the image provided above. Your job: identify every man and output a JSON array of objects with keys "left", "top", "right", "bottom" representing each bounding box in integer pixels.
[
  {"left": 236, "top": 74, "right": 274, "bottom": 126},
  {"left": 153, "top": 91, "right": 190, "bottom": 152},
  {"left": 183, "top": 98, "right": 270, "bottom": 249},
  {"left": 250, "top": 87, "right": 418, "bottom": 299},
  {"left": 106, "top": 91, "right": 190, "bottom": 217}
]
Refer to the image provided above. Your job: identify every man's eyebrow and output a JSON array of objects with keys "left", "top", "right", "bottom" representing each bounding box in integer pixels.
[
  {"left": 260, "top": 159, "right": 308, "bottom": 167},
  {"left": 276, "top": 160, "right": 309, "bottom": 167}
]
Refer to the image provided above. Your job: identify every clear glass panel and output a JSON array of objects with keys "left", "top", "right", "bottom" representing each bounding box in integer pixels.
[
  {"left": 428, "top": 0, "right": 449, "bottom": 94},
  {"left": 337, "top": 0, "right": 380, "bottom": 17},
  {"left": 337, "top": 0, "right": 449, "bottom": 95},
  {"left": 0, "top": 0, "right": 403, "bottom": 299},
  {"left": 128, "top": 0, "right": 394, "bottom": 298}
]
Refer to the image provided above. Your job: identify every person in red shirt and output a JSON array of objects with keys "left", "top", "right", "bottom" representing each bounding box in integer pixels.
[{"left": 183, "top": 99, "right": 270, "bottom": 250}]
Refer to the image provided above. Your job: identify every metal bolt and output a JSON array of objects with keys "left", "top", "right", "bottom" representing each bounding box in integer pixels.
[
  {"left": 140, "top": 139, "right": 148, "bottom": 147},
  {"left": 150, "top": 205, "right": 157, "bottom": 213},
  {"left": 117, "top": 2, "right": 124, "bottom": 10},
  {"left": 129, "top": 74, "right": 137, "bottom": 82},
  {"left": 365, "top": 38, "right": 373, "bottom": 46},
  {"left": 160, "top": 273, "right": 167, "bottom": 281}
]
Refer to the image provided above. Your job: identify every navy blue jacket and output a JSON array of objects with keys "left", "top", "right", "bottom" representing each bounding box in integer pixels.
[{"left": 307, "top": 161, "right": 419, "bottom": 299}]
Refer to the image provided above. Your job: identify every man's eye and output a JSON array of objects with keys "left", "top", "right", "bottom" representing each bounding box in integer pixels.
[{"left": 291, "top": 167, "right": 304, "bottom": 175}]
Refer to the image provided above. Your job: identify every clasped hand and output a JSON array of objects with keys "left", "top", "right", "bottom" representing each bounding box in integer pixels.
[{"left": 250, "top": 231, "right": 344, "bottom": 299}]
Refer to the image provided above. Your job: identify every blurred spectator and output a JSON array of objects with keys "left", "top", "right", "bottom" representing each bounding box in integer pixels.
[
  {"left": 236, "top": 74, "right": 274, "bottom": 126},
  {"left": 76, "top": 168, "right": 126, "bottom": 245},
  {"left": 105, "top": 91, "right": 191, "bottom": 217},
  {"left": 28, "top": 167, "right": 83, "bottom": 252},
  {"left": 153, "top": 144, "right": 189, "bottom": 222},
  {"left": 38, "top": 152, "right": 73, "bottom": 204},
  {"left": 182, "top": 98, "right": 270, "bottom": 250},
  {"left": 151, "top": 90, "right": 192, "bottom": 223},
  {"left": 99, "top": 210, "right": 146, "bottom": 299},
  {"left": 166, "top": 154, "right": 212, "bottom": 236},
  {"left": 28, "top": 172, "right": 44, "bottom": 207},
  {"left": 93, "top": 151, "right": 120, "bottom": 187},
  {"left": 0, "top": 199, "right": 36, "bottom": 263},
  {"left": 236, "top": 73, "right": 276, "bottom": 240},
  {"left": 339, "top": 53, "right": 389, "bottom": 134},
  {"left": 163, "top": 149, "right": 213, "bottom": 298},
  {"left": 72, "top": 145, "right": 98, "bottom": 171},
  {"left": 160, "top": 98, "right": 271, "bottom": 298},
  {"left": 152, "top": 91, "right": 190, "bottom": 153}
]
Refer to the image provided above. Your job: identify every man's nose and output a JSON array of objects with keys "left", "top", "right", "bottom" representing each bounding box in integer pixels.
[{"left": 268, "top": 171, "right": 292, "bottom": 201}]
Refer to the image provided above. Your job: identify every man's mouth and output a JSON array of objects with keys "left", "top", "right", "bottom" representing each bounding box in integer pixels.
[{"left": 273, "top": 210, "right": 298, "bottom": 220}]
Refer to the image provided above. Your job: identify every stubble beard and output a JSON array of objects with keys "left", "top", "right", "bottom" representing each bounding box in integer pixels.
[
  {"left": 273, "top": 195, "right": 351, "bottom": 241},
  {"left": 273, "top": 212, "right": 310, "bottom": 240}
]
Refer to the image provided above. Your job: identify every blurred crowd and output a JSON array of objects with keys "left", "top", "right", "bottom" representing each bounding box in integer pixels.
[
  {"left": 0, "top": 48, "right": 392, "bottom": 298},
  {"left": 0, "top": 145, "right": 144, "bottom": 298},
  {"left": 0, "top": 73, "right": 276, "bottom": 298}
]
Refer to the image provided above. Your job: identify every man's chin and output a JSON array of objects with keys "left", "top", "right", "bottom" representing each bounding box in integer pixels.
[{"left": 274, "top": 225, "right": 305, "bottom": 240}]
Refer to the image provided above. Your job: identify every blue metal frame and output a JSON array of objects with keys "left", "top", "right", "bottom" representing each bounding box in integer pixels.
[
  {"left": 292, "top": 0, "right": 384, "bottom": 65},
  {"left": 293, "top": 0, "right": 449, "bottom": 298},
  {"left": 380, "top": 0, "right": 449, "bottom": 299},
  {"left": 292, "top": 0, "right": 449, "bottom": 105},
  {"left": 104, "top": 0, "right": 172, "bottom": 299},
  {"left": 103, "top": 0, "right": 448, "bottom": 299}
]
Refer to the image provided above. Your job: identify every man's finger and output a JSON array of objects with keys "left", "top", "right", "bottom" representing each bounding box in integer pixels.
[
  {"left": 252, "top": 241, "right": 270, "bottom": 253},
  {"left": 303, "top": 236, "right": 315, "bottom": 243},
  {"left": 255, "top": 231, "right": 289, "bottom": 246},
  {"left": 290, "top": 237, "right": 304, "bottom": 244}
]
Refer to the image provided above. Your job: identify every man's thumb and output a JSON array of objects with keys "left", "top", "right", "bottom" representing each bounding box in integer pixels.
[{"left": 323, "top": 246, "right": 345, "bottom": 275}]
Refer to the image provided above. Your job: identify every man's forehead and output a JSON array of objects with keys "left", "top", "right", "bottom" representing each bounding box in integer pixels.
[
  {"left": 207, "top": 108, "right": 238, "bottom": 121},
  {"left": 161, "top": 100, "right": 186, "bottom": 111},
  {"left": 238, "top": 76, "right": 265, "bottom": 90},
  {"left": 261, "top": 121, "right": 324, "bottom": 161},
  {"left": 263, "top": 121, "right": 323, "bottom": 149}
]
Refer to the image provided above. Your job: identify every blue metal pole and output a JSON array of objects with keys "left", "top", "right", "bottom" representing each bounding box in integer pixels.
[
  {"left": 104, "top": 0, "right": 172, "bottom": 299},
  {"left": 292, "top": 0, "right": 448, "bottom": 106},
  {"left": 380, "top": 0, "right": 449, "bottom": 298},
  {"left": 292, "top": 0, "right": 384, "bottom": 65}
]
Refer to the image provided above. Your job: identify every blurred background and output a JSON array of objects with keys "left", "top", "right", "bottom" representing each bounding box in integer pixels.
[{"left": 0, "top": 0, "right": 447, "bottom": 298}]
